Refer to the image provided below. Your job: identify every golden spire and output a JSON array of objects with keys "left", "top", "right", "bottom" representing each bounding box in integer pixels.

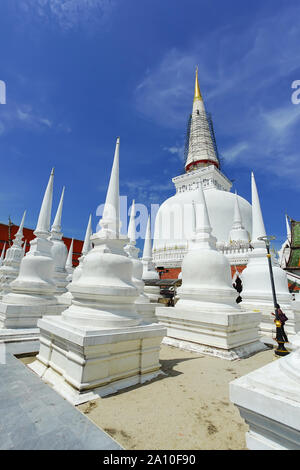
[{"left": 193, "top": 66, "right": 203, "bottom": 102}]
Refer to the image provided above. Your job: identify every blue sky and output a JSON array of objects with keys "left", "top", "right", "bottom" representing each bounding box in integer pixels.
[{"left": 0, "top": 0, "right": 299, "bottom": 252}]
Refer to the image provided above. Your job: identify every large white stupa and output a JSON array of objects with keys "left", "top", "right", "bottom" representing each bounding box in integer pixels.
[{"left": 153, "top": 69, "right": 252, "bottom": 274}]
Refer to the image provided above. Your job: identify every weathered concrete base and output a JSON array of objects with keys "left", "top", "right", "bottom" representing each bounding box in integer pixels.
[
  {"left": 0, "top": 328, "right": 40, "bottom": 344},
  {"left": 0, "top": 302, "right": 65, "bottom": 329},
  {"left": 240, "top": 303, "right": 300, "bottom": 338},
  {"left": 156, "top": 305, "right": 264, "bottom": 360},
  {"left": 162, "top": 336, "right": 267, "bottom": 360},
  {"left": 230, "top": 350, "right": 300, "bottom": 450},
  {"left": 29, "top": 316, "right": 166, "bottom": 405},
  {"left": 136, "top": 302, "right": 162, "bottom": 324}
]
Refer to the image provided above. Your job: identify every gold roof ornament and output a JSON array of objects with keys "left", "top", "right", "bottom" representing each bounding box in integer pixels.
[{"left": 193, "top": 66, "right": 203, "bottom": 102}]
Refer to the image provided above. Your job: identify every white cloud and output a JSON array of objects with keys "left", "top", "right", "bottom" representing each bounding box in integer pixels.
[
  {"left": 222, "top": 142, "right": 249, "bottom": 163},
  {"left": 163, "top": 145, "right": 184, "bottom": 161},
  {"left": 18, "top": 0, "right": 116, "bottom": 30}
]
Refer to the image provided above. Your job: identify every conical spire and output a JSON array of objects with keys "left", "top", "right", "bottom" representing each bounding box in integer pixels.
[
  {"left": 22, "top": 240, "right": 27, "bottom": 257},
  {"left": 185, "top": 71, "right": 219, "bottom": 172},
  {"left": 232, "top": 191, "right": 243, "bottom": 229},
  {"left": 191, "top": 181, "right": 215, "bottom": 250},
  {"left": 51, "top": 187, "right": 65, "bottom": 234},
  {"left": 229, "top": 192, "right": 250, "bottom": 243},
  {"left": 14, "top": 210, "right": 26, "bottom": 246},
  {"left": 100, "top": 137, "right": 120, "bottom": 236},
  {"left": 127, "top": 200, "right": 136, "bottom": 245},
  {"left": 65, "top": 238, "right": 74, "bottom": 269},
  {"left": 82, "top": 214, "right": 92, "bottom": 256},
  {"left": 286, "top": 214, "right": 291, "bottom": 242},
  {"left": 251, "top": 172, "right": 266, "bottom": 243},
  {"left": 143, "top": 215, "right": 152, "bottom": 260},
  {"left": 194, "top": 66, "right": 203, "bottom": 102},
  {"left": 35, "top": 168, "right": 54, "bottom": 236},
  {"left": 0, "top": 242, "right": 6, "bottom": 261}
]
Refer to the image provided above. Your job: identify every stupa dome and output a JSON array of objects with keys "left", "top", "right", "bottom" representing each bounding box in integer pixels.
[{"left": 153, "top": 183, "right": 252, "bottom": 256}]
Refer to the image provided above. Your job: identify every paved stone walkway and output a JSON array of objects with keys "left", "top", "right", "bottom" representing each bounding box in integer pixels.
[{"left": 0, "top": 341, "right": 122, "bottom": 450}]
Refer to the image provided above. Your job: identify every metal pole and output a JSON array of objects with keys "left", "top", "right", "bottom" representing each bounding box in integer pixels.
[
  {"left": 258, "top": 235, "right": 289, "bottom": 357},
  {"left": 265, "top": 242, "right": 278, "bottom": 315}
]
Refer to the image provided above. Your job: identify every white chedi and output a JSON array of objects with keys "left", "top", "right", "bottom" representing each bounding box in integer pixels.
[
  {"left": 30, "top": 137, "right": 166, "bottom": 405},
  {"left": 0, "top": 169, "right": 64, "bottom": 330},
  {"left": 124, "top": 200, "right": 159, "bottom": 323},
  {"left": 156, "top": 181, "right": 264, "bottom": 360},
  {"left": 71, "top": 214, "right": 92, "bottom": 284},
  {"left": 58, "top": 238, "right": 74, "bottom": 307},
  {"left": 240, "top": 173, "right": 299, "bottom": 337},
  {"left": 0, "top": 211, "right": 26, "bottom": 300},
  {"left": 50, "top": 187, "right": 68, "bottom": 296},
  {"left": 230, "top": 340, "right": 300, "bottom": 449},
  {"left": 142, "top": 215, "right": 161, "bottom": 302},
  {"left": 0, "top": 243, "right": 7, "bottom": 267},
  {"left": 65, "top": 238, "right": 74, "bottom": 282}
]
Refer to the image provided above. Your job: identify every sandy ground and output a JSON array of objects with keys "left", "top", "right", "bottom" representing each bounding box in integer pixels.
[{"left": 75, "top": 345, "right": 274, "bottom": 450}]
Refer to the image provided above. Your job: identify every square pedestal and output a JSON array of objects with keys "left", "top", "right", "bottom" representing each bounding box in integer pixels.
[
  {"left": 0, "top": 302, "right": 66, "bottom": 329},
  {"left": 0, "top": 327, "right": 40, "bottom": 344},
  {"left": 156, "top": 306, "right": 266, "bottom": 360},
  {"left": 136, "top": 302, "right": 163, "bottom": 324},
  {"left": 29, "top": 316, "right": 167, "bottom": 405},
  {"left": 230, "top": 354, "right": 300, "bottom": 449}
]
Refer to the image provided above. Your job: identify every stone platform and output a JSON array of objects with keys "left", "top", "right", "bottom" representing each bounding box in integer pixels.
[{"left": 0, "top": 341, "right": 122, "bottom": 450}]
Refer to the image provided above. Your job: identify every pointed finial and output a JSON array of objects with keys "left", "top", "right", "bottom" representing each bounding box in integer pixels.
[
  {"left": 194, "top": 66, "right": 203, "bottom": 102},
  {"left": 99, "top": 137, "right": 120, "bottom": 236},
  {"left": 142, "top": 215, "right": 152, "bottom": 260},
  {"left": 65, "top": 238, "right": 74, "bottom": 269},
  {"left": 197, "top": 181, "right": 212, "bottom": 233},
  {"left": 232, "top": 191, "right": 243, "bottom": 228},
  {"left": 14, "top": 210, "right": 26, "bottom": 246},
  {"left": 82, "top": 214, "right": 92, "bottom": 256},
  {"left": 51, "top": 186, "right": 65, "bottom": 234},
  {"left": 22, "top": 240, "right": 27, "bottom": 257},
  {"left": 127, "top": 200, "right": 136, "bottom": 244},
  {"left": 0, "top": 242, "right": 6, "bottom": 261},
  {"left": 285, "top": 214, "right": 291, "bottom": 241},
  {"left": 251, "top": 172, "right": 266, "bottom": 242},
  {"left": 35, "top": 168, "right": 54, "bottom": 236}
]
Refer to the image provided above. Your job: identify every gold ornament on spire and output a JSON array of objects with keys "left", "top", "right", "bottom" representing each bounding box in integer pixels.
[{"left": 193, "top": 66, "right": 203, "bottom": 102}]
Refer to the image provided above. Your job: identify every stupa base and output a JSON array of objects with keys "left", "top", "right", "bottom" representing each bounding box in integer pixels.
[
  {"left": 143, "top": 285, "right": 161, "bottom": 303},
  {"left": 156, "top": 305, "right": 265, "bottom": 360},
  {"left": 162, "top": 336, "right": 266, "bottom": 360},
  {"left": 240, "top": 303, "right": 300, "bottom": 337},
  {"left": 230, "top": 351, "right": 300, "bottom": 449},
  {"left": 136, "top": 302, "right": 162, "bottom": 323},
  {"left": 29, "top": 315, "right": 166, "bottom": 405},
  {"left": 0, "top": 302, "right": 65, "bottom": 329},
  {"left": 0, "top": 327, "right": 40, "bottom": 344},
  {"left": 56, "top": 291, "right": 73, "bottom": 307}
]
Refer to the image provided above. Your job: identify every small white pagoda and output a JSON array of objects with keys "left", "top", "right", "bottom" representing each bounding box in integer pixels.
[
  {"left": 124, "top": 200, "right": 160, "bottom": 323},
  {"left": 156, "top": 181, "right": 264, "bottom": 360},
  {"left": 50, "top": 187, "right": 69, "bottom": 298},
  {"left": 0, "top": 169, "right": 64, "bottom": 340},
  {"left": 230, "top": 344, "right": 300, "bottom": 449},
  {"left": 0, "top": 210, "right": 26, "bottom": 300},
  {"left": 240, "top": 173, "right": 300, "bottom": 337},
  {"left": 30, "top": 138, "right": 166, "bottom": 404},
  {"left": 142, "top": 215, "right": 161, "bottom": 303}
]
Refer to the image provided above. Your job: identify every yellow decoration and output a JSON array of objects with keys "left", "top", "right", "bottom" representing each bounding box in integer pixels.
[{"left": 194, "top": 66, "right": 203, "bottom": 102}]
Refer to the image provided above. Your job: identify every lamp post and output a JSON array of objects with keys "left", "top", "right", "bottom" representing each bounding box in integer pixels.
[{"left": 258, "top": 235, "right": 289, "bottom": 357}]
